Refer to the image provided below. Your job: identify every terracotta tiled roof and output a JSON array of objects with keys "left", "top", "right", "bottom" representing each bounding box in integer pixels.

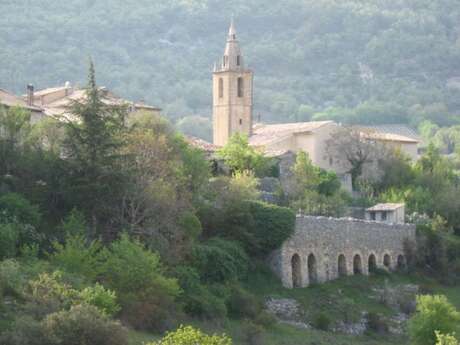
[
  {"left": 0, "top": 88, "right": 42, "bottom": 112},
  {"left": 33, "top": 86, "right": 160, "bottom": 119},
  {"left": 366, "top": 203, "right": 405, "bottom": 211},
  {"left": 249, "top": 121, "right": 333, "bottom": 146},
  {"left": 185, "top": 136, "right": 220, "bottom": 152},
  {"left": 360, "top": 131, "right": 419, "bottom": 144},
  {"left": 355, "top": 125, "right": 420, "bottom": 143}
]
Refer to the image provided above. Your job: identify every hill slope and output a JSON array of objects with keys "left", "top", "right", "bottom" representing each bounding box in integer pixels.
[{"left": 2, "top": 0, "right": 460, "bottom": 126}]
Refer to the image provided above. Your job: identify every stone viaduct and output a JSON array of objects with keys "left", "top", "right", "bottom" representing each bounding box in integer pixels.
[{"left": 270, "top": 215, "right": 416, "bottom": 288}]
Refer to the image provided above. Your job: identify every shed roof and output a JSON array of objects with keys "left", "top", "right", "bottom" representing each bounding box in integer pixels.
[{"left": 366, "top": 203, "right": 405, "bottom": 212}]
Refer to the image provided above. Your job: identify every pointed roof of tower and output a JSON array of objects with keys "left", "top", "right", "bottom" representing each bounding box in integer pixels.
[
  {"left": 215, "top": 18, "right": 244, "bottom": 72},
  {"left": 228, "top": 16, "right": 236, "bottom": 39}
]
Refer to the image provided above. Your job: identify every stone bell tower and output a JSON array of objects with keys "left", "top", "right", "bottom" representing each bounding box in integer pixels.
[{"left": 212, "top": 19, "right": 253, "bottom": 146}]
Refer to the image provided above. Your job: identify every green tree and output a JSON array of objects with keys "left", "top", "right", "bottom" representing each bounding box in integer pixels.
[
  {"left": 98, "top": 233, "right": 180, "bottom": 330},
  {"left": 62, "top": 61, "right": 127, "bottom": 238},
  {"left": 0, "top": 106, "right": 31, "bottom": 176},
  {"left": 48, "top": 234, "right": 101, "bottom": 282},
  {"left": 149, "top": 325, "right": 232, "bottom": 345},
  {"left": 408, "top": 295, "right": 460, "bottom": 345},
  {"left": 217, "top": 133, "right": 271, "bottom": 177},
  {"left": 436, "top": 332, "right": 459, "bottom": 345}
]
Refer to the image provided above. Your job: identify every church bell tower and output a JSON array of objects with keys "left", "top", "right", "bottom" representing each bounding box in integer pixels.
[{"left": 212, "top": 19, "right": 253, "bottom": 146}]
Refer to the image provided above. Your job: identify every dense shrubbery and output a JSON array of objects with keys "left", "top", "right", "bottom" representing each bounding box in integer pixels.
[
  {"left": 192, "top": 239, "right": 249, "bottom": 283},
  {"left": 408, "top": 295, "right": 460, "bottom": 345},
  {"left": 1, "top": 305, "right": 128, "bottom": 345},
  {"left": 148, "top": 325, "right": 232, "bottom": 345}
]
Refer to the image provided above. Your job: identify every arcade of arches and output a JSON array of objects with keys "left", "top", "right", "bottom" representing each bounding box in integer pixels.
[
  {"left": 288, "top": 251, "right": 407, "bottom": 288},
  {"left": 270, "top": 216, "right": 416, "bottom": 288}
]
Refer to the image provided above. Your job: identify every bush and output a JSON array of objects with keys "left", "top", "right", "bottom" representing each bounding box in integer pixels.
[
  {"left": 79, "top": 283, "right": 120, "bottom": 316},
  {"left": 192, "top": 238, "right": 249, "bottom": 283},
  {"left": 24, "top": 272, "right": 77, "bottom": 318},
  {"left": 244, "top": 201, "right": 295, "bottom": 256},
  {"left": 254, "top": 311, "right": 276, "bottom": 328},
  {"left": 435, "top": 332, "right": 459, "bottom": 345},
  {"left": 0, "top": 316, "right": 49, "bottom": 345},
  {"left": 227, "top": 286, "right": 261, "bottom": 319},
  {"left": 43, "top": 304, "right": 127, "bottom": 345},
  {"left": 408, "top": 295, "right": 460, "bottom": 345},
  {"left": 99, "top": 233, "right": 180, "bottom": 331},
  {"left": 313, "top": 312, "right": 332, "bottom": 331},
  {"left": 0, "top": 223, "right": 19, "bottom": 259},
  {"left": 148, "top": 325, "right": 232, "bottom": 345},
  {"left": 0, "top": 259, "right": 23, "bottom": 297},
  {"left": 0, "top": 193, "right": 41, "bottom": 227},
  {"left": 174, "top": 266, "right": 227, "bottom": 320},
  {"left": 48, "top": 234, "right": 101, "bottom": 282}
]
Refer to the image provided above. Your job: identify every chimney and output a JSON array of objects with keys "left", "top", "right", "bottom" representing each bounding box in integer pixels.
[{"left": 26, "top": 84, "right": 34, "bottom": 106}]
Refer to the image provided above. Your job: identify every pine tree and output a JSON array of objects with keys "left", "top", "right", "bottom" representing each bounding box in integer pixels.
[{"left": 63, "top": 60, "right": 127, "bottom": 239}]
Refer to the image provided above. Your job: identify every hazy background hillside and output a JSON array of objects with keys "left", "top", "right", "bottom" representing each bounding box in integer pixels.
[{"left": 2, "top": 0, "right": 460, "bottom": 138}]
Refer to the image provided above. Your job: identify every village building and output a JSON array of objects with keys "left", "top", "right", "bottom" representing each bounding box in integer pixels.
[
  {"left": 0, "top": 87, "right": 44, "bottom": 123},
  {"left": 209, "top": 21, "right": 417, "bottom": 288},
  {"left": 365, "top": 203, "right": 406, "bottom": 224},
  {"left": 208, "top": 21, "right": 420, "bottom": 192},
  {"left": 23, "top": 82, "right": 161, "bottom": 120}
]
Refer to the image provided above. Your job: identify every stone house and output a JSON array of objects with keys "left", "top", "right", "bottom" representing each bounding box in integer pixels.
[
  {"left": 0, "top": 87, "right": 44, "bottom": 123},
  {"left": 23, "top": 82, "right": 161, "bottom": 120}
]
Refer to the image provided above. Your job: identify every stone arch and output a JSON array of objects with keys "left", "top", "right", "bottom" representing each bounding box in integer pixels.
[
  {"left": 383, "top": 254, "right": 391, "bottom": 269},
  {"left": 397, "top": 254, "right": 406, "bottom": 270},
  {"left": 291, "top": 254, "right": 302, "bottom": 288},
  {"left": 353, "top": 254, "right": 363, "bottom": 274},
  {"left": 307, "top": 253, "right": 317, "bottom": 284},
  {"left": 368, "top": 254, "right": 377, "bottom": 274},
  {"left": 338, "top": 254, "right": 347, "bottom": 277}
]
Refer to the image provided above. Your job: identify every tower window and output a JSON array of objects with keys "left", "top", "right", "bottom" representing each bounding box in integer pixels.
[
  {"left": 218, "top": 78, "right": 223, "bottom": 98},
  {"left": 237, "top": 77, "right": 244, "bottom": 97},
  {"left": 237, "top": 55, "right": 241, "bottom": 66},
  {"left": 239, "top": 119, "right": 242, "bottom": 125},
  {"left": 223, "top": 55, "right": 228, "bottom": 67}
]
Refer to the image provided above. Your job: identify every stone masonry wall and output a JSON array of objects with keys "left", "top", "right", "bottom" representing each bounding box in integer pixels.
[{"left": 270, "top": 216, "right": 416, "bottom": 288}]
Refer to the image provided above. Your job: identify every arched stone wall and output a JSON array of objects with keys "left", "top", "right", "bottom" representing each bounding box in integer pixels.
[
  {"left": 269, "top": 216, "right": 416, "bottom": 288},
  {"left": 368, "top": 253, "right": 377, "bottom": 273}
]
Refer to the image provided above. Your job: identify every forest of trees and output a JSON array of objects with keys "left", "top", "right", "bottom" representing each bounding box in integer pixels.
[{"left": 2, "top": 0, "right": 460, "bottom": 139}]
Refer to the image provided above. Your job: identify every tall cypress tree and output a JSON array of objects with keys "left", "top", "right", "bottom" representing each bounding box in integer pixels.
[{"left": 63, "top": 60, "right": 127, "bottom": 239}]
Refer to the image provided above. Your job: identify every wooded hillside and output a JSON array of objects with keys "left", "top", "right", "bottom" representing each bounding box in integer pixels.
[{"left": 2, "top": 0, "right": 460, "bottom": 128}]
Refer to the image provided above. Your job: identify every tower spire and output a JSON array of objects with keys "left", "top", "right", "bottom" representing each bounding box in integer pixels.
[
  {"left": 228, "top": 15, "right": 236, "bottom": 40},
  {"left": 217, "top": 18, "right": 243, "bottom": 71}
]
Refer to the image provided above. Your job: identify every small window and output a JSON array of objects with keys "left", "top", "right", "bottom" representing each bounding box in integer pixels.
[
  {"left": 239, "top": 119, "right": 242, "bottom": 125},
  {"left": 223, "top": 56, "right": 228, "bottom": 67},
  {"left": 237, "top": 77, "right": 243, "bottom": 97},
  {"left": 218, "top": 78, "right": 223, "bottom": 98},
  {"left": 381, "top": 211, "right": 387, "bottom": 221},
  {"left": 237, "top": 55, "right": 241, "bottom": 66},
  {"left": 329, "top": 157, "right": 333, "bottom": 166},
  {"left": 370, "top": 212, "right": 376, "bottom": 221}
]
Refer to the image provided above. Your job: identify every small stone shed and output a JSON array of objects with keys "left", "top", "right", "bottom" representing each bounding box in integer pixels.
[{"left": 365, "top": 203, "right": 405, "bottom": 224}]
